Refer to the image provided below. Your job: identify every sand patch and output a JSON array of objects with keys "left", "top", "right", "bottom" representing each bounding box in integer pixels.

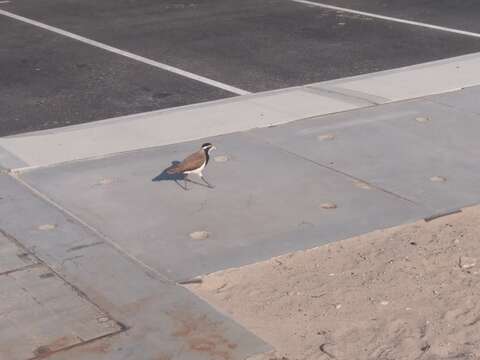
[{"left": 188, "top": 206, "right": 480, "bottom": 360}]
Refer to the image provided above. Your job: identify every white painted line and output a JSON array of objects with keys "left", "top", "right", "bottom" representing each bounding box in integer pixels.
[
  {"left": 0, "top": 9, "right": 251, "bottom": 96},
  {"left": 290, "top": 0, "right": 480, "bottom": 38},
  {"left": 0, "top": 1, "right": 11, "bottom": 4}
]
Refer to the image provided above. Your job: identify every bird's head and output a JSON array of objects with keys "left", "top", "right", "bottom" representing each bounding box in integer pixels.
[{"left": 201, "top": 143, "right": 216, "bottom": 153}]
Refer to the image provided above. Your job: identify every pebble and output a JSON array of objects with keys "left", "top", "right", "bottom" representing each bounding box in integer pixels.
[
  {"left": 416, "top": 116, "right": 430, "bottom": 123},
  {"left": 430, "top": 176, "right": 447, "bottom": 183},
  {"left": 335, "top": 304, "right": 342, "bottom": 309},
  {"left": 37, "top": 224, "right": 57, "bottom": 231},
  {"left": 320, "top": 202, "right": 337, "bottom": 210},
  {"left": 459, "top": 256, "right": 476, "bottom": 269},
  {"left": 214, "top": 155, "right": 229, "bottom": 162},
  {"left": 97, "top": 178, "right": 113, "bottom": 185},
  {"left": 189, "top": 230, "right": 210, "bottom": 240},
  {"left": 353, "top": 180, "right": 372, "bottom": 190},
  {"left": 317, "top": 133, "right": 336, "bottom": 141},
  {"left": 380, "top": 301, "right": 389, "bottom": 306}
]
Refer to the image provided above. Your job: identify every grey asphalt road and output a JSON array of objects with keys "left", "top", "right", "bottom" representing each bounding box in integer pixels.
[{"left": 1, "top": 0, "right": 480, "bottom": 135}]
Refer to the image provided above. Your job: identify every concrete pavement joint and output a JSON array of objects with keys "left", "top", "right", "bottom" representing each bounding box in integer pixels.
[
  {"left": 0, "top": 226, "right": 130, "bottom": 349},
  {"left": 255, "top": 135, "right": 423, "bottom": 207},
  {"left": 10, "top": 173, "right": 176, "bottom": 285},
  {"left": 0, "top": 263, "right": 41, "bottom": 277}
]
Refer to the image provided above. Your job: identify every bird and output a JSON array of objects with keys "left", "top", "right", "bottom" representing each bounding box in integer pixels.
[{"left": 167, "top": 143, "right": 216, "bottom": 190}]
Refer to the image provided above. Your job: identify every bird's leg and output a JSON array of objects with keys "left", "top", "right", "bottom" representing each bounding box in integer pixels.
[
  {"left": 200, "top": 175, "right": 214, "bottom": 188},
  {"left": 174, "top": 179, "right": 187, "bottom": 191},
  {"left": 183, "top": 174, "right": 190, "bottom": 190}
]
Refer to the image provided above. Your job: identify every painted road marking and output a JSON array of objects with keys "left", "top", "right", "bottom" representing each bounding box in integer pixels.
[
  {"left": 290, "top": 0, "right": 480, "bottom": 39},
  {"left": 0, "top": 9, "right": 251, "bottom": 95}
]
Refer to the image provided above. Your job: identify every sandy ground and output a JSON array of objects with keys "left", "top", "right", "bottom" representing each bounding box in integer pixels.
[{"left": 187, "top": 206, "right": 480, "bottom": 360}]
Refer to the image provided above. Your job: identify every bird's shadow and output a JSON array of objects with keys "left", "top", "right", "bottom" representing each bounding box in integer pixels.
[{"left": 152, "top": 161, "right": 210, "bottom": 191}]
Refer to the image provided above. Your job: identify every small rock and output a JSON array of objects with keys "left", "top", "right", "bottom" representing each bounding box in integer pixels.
[
  {"left": 459, "top": 256, "right": 476, "bottom": 269},
  {"left": 328, "top": 273, "right": 335, "bottom": 276},
  {"left": 430, "top": 176, "right": 447, "bottom": 183},
  {"left": 353, "top": 180, "right": 371, "bottom": 190},
  {"left": 37, "top": 224, "right": 57, "bottom": 231},
  {"left": 416, "top": 116, "right": 430, "bottom": 123},
  {"left": 214, "top": 155, "right": 229, "bottom": 162},
  {"left": 189, "top": 230, "right": 210, "bottom": 241},
  {"left": 97, "top": 178, "right": 113, "bottom": 185},
  {"left": 317, "top": 133, "right": 336, "bottom": 141},
  {"left": 380, "top": 301, "right": 389, "bottom": 306},
  {"left": 97, "top": 316, "right": 110, "bottom": 323},
  {"left": 320, "top": 202, "right": 337, "bottom": 210},
  {"left": 335, "top": 304, "right": 342, "bottom": 309}
]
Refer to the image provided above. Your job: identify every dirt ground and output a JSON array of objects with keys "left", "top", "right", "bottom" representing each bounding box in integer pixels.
[{"left": 187, "top": 206, "right": 480, "bottom": 360}]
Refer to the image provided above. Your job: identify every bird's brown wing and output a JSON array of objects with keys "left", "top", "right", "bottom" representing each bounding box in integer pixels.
[{"left": 167, "top": 150, "right": 205, "bottom": 174}]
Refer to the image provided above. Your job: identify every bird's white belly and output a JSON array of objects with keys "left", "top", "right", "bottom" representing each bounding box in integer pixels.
[{"left": 184, "top": 161, "right": 206, "bottom": 175}]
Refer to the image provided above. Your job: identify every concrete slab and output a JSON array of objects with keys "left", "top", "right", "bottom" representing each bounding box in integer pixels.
[
  {"left": 255, "top": 99, "right": 480, "bottom": 213},
  {"left": 316, "top": 52, "right": 480, "bottom": 102},
  {"left": 0, "top": 174, "right": 271, "bottom": 360},
  {"left": 19, "top": 133, "right": 427, "bottom": 281},
  {"left": 0, "top": 88, "right": 366, "bottom": 170},
  {"left": 0, "top": 264, "right": 122, "bottom": 360}
]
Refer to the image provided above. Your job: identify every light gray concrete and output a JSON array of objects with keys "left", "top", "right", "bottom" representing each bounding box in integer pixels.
[
  {"left": 429, "top": 85, "right": 480, "bottom": 115},
  {"left": 0, "top": 174, "right": 271, "bottom": 360},
  {"left": 316, "top": 51, "right": 480, "bottom": 102},
  {"left": 0, "top": 88, "right": 367, "bottom": 170},
  {"left": 19, "top": 132, "right": 428, "bottom": 281},
  {"left": 15, "top": 87, "right": 480, "bottom": 285},
  {"left": 255, "top": 99, "right": 480, "bottom": 213}
]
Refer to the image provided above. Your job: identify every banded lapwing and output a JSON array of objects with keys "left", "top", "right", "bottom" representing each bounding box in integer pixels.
[{"left": 167, "top": 143, "right": 216, "bottom": 189}]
